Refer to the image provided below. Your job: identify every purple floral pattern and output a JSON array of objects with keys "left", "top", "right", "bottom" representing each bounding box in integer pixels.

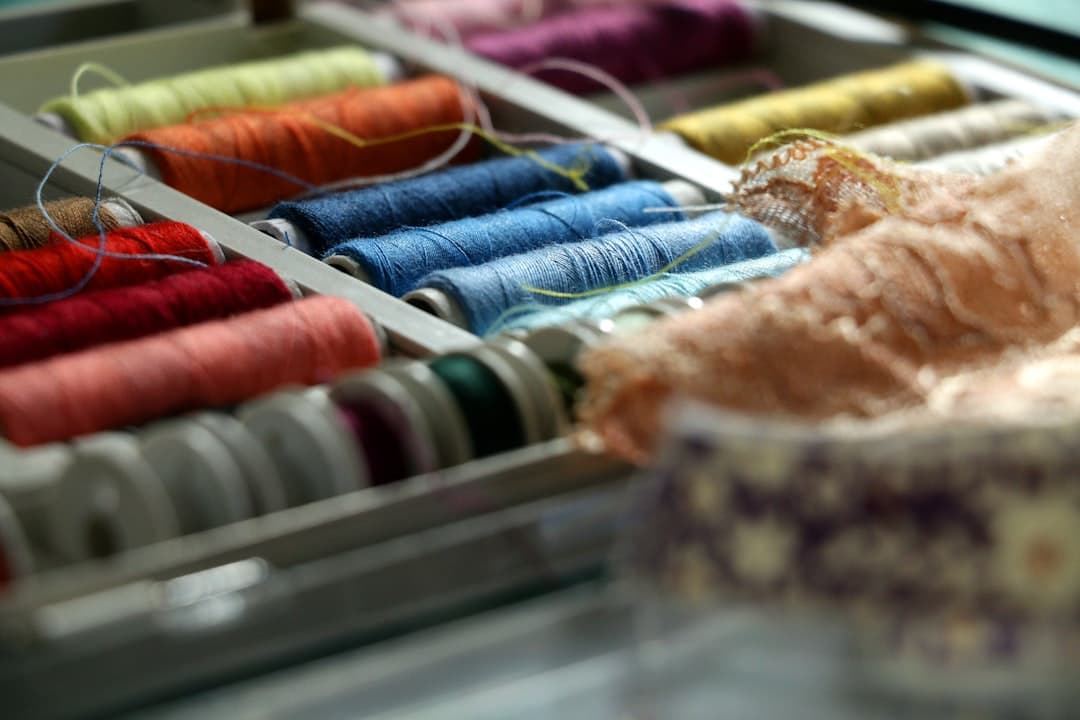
[{"left": 623, "top": 402, "right": 1080, "bottom": 671}]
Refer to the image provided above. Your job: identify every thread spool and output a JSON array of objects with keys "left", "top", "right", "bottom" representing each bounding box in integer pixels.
[
  {"left": 496, "top": 247, "right": 809, "bottom": 333},
  {"left": 0, "top": 197, "right": 142, "bottom": 252},
  {"left": 662, "top": 60, "right": 971, "bottom": 164},
  {"left": 37, "top": 46, "right": 397, "bottom": 144},
  {"left": 0, "top": 295, "right": 383, "bottom": 446},
  {"left": 124, "top": 75, "right": 478, "bottom": 214},
  {"left": 379, "top": 360, "right": 473, "bottom": 467},
  {"left": 387, "top": 0, "right": 550, "bottom": 36},
  {"left": 330, "top": 371, "right": 441, "bottom": 484},
  {"left": 427, "top": 341, "right": 560, "bottom": 459},
  {"left": 191, "top": 413, "right": 288, "bottom": 516},
  {"left": 464, "top": 0, "right": 758, "bottom": 95},
  {"left": 0, "top": 221, "right": 223, "bottom": 305},
  {"left": 49, "top": 433, "right": 180, "bottom": 562},
  {"left": 517, "top": 322, "right": 613, "bottom": 414},
  {"left": 405, "top": 210, "right": 777, "bottom": 335},
  {"left": 238, "top": 389, "right": 368, "bottom": 506},
  {"left": 0, "top": 440, "right": 71, "bottom": 552},
  {"left": 845, "top": 99, "right": 1065, "bottom": 162},
  {"left": 0, "top": 493, "right": 34, "bottom": 587},
  {"left": 323, "top": 180, "right": 703, "bottom": 295},
  {"left": 0, "top": 259, "right": 298, "bottom": 369},
  {"left": 49, "top": 414, "right": 290, "bottom": 561},
  {"left": 262, "top": 143, "right": 631, "bottom": 256},
  {"left": 920, "top": 131, "right": 1056, "bottom": 175}
]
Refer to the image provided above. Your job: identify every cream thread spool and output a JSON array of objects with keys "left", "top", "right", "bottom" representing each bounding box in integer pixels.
[
  {"left": 846, "top": 99, "right": 1065, "bottom": 161},
  {"left": 920, "top": 131, "right": 1057, "bottom": 175}
]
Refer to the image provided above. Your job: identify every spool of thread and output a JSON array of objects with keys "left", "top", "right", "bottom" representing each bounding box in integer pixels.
[
  {"left": 0, "top": 260, "right": 297, "bottom": 369},
  {"left": 662, "top": 60, "right": 971, "bottom": 164},
  {"left": 379, "top": 360, "right": 474, "bottom": 468},
  {"left": 262, "top": 143, "right": 630, "bottom": 255},
  {"left": 330, "top": 371, "right": 443, "bottom": 484},
  {"left": 0, "top": 441, "right": 71, "bottom": 552},
  {"left": 125, "top": 75, "right": 477, "bottom": 214},
  {"left": 324, "top": 179, "right": 701, "bottom": 296},
  {"left": 464, "top": 0, "right": 758, "bottom": 95},
  {"left": 0, "top": 197, "right": 142, "bottom": 252},
  {"left": 496, "top": 247, "right": 809, "bottom": 333},
  {"left": 0, "top": 295, "right": 382, "bottom": 447},
  {"left": 406, "top": 210, "right": 777, "bottom": 335},
  {"left": 50, "top": 415, "right": 291, "bottom": 559},
  {"left": 239, "top": 389, "right": 369, "bottom": 506},
  {"left": 389, "top": 0, "right": 550, "bottom": 36},
  {"left": 428, "top": 352, "right": 527, "bottom": 459},
  {"left": 0, "top": 221, "right": 222, "bottom": 305},
  {"left": 920, "top": 131, "right": 1056, "bottom": 175},
  {"left": 38, "top": 46, "right": 393, "bottom": 144},
  {"left": 48, "top": 433, "right": 179, "bottom": 561},
  {"left": 845, "top": 99, "right": 1064, "bottom": 162}
]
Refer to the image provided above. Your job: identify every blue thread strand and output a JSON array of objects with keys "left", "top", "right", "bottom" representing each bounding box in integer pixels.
[
  {"left": 323, "top": 180, "right": 681, "bottom": 296},
  {"left": 269, "top": 143, "right": 627, "bottom": 254},
  {"left": 493, "top": 248, "right": 810, "bottom": 334},
  {"left": 417, "top": 211, "right": 777, "bottom": 335}
]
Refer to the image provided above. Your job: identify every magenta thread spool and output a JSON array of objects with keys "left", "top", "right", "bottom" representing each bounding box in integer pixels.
[{"left": 464, "top": 0, "right": 759, "bottom": 94}]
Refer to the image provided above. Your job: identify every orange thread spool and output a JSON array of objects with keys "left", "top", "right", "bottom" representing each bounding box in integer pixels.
[
  {"left": 127, "top": 75, "right": 478, "bottom": 213},
  {"left": 0, "top": 295, "right": 382, "bottom": 446}
]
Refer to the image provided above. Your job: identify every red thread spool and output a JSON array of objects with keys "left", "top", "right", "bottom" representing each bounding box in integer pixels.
[
  {"left": 0, "top": 295, "right": 382, "bottom": 446},
  {"left": 0, "top": 221, "right": 220, "bottom": 305},
  {"left": 0, "top": 260, "right": 295, "bottom": 369},
  {"left": 127, "top": 75, "right": 478, "bottom": 213}
]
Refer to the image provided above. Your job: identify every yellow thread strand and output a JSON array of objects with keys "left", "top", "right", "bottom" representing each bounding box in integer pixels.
[{"left": 70, "top": 62, "right": 130, "bottom": 99}]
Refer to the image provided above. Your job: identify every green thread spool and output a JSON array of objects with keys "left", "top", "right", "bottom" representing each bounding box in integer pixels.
[
  {"left": 40, "top": 46, "right": 388, "bottom": 144},
  {"left": 429, "top": 354, "right": 525, "bottom": 459}
]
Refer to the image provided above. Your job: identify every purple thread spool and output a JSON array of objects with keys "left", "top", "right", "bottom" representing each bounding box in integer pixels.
[{"left": 465, "top": 0, "right": 759, "bottom": 94}]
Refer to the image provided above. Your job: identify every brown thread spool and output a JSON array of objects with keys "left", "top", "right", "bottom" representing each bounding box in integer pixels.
[{"left": 0, "top": 197, "right": 141, "bottom": 252}]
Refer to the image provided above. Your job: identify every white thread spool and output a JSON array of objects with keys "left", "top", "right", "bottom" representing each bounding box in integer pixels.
[
  {"left": 846, "top": 99, "right": 1065, "bottom": 162},
  {"left": 920, "top": 131, "right": 1056, "bottom": 175},
  {"left": 238, "top": 388, "right": 368, "bottom": 506},
  {"left": 0, "top": 440, "right": 71, "bottom": 552}
]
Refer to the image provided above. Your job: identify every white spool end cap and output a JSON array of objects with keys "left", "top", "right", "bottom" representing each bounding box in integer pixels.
[
  {"left": 324, "top": 253, "right": 373, "bottom": 284},
  {"left": 199, "top": 230, "right": 227, "bottom": 265},
  {"left": 373, "top": 52, "right": 404, "bottom": 83},
  {"left": 34, "top": 112, "right": 76, "bottom": 138},
  {"left": 403, "top": 287, "right": 470, "bottom": 330},
  {"left": 110, "top": 146, "right": 161, "bottom": 181},
  {"left": 661, "top": 179, "right": 707, "bottom": 209},
  {"left": 251, "top": 218, "right": 315, "bottom": 256},
  {"left": 49, "top": 433, "right": 180, "bottom": 563},
  {"left": 101, "top": 198, "right": 144, "bottom": 228}
]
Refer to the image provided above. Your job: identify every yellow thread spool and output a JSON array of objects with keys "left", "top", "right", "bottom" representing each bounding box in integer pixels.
[{"left": 661, "top": 61, "right": 971, "bottom": 164}]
